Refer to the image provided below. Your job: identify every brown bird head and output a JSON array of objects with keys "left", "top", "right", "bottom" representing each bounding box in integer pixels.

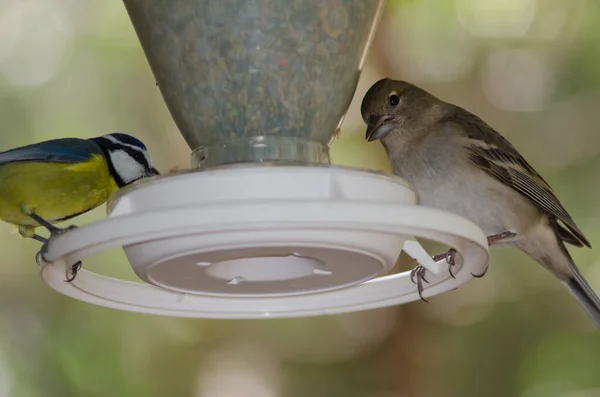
[{"left": 361, "top": 78, "right": 442, "bottom": 143}]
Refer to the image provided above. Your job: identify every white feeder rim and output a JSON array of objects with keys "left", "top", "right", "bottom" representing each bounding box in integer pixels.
[{"left": 40, "top": 202, "right": 489, "bottom": 319}]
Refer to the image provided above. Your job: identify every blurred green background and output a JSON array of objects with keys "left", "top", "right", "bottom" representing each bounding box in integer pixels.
[{"left": 1, "top": 0, "right": 600, "bottom": 396}]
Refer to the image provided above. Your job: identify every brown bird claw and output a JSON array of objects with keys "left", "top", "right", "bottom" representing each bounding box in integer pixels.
[
  {"left": 470, "top": 266, "right": 489, "bottom": 278},
  {"left": 410, "top": 264, "right": 430, "bottom": 302},
  {"left": 66, "top": 261, "right": 82, "bottom": 283},
  {"left": 433, "top": 248, "right": 457, "bottom": 278}
]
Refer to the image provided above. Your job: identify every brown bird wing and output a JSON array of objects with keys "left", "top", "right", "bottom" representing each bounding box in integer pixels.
[{"left": 441, "top": 108, "right": 590, "bottom": 248}]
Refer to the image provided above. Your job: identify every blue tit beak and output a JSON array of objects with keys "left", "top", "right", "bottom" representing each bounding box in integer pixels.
[
  {"left": 148, "top": 167, "right": 160, "bottom": 176},
  {"left": 366, "top": 115, "right": 396, "bottom": 142}
]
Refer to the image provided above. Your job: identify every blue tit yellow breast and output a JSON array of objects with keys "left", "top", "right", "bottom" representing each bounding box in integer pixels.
[{"left": 0, "top": 154, "right": 118, "bottom": 229}]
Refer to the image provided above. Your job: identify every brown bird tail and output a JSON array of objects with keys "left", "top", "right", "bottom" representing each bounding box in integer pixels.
[
  {"left": 564, "top": 275, "right": 600, "bottom": 328},
  {"left": 549, "top": 220, "right": 600, "bottom": 328}
]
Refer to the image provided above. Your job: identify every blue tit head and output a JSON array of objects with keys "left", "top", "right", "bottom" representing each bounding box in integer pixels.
[{"left": 92, "top": 133, "right": 159, "bottom": 188}]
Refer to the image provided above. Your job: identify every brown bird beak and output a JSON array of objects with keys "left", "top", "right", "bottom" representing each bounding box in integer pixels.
[
  {"left": 147, "top": 167, "right": 160, "bottom": 176},
  {"left": 366, "top": 115, "right": 396, "bottom": 142}
]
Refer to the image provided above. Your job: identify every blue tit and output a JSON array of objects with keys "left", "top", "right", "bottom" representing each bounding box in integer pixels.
[{"left": 0, "top": 132, "right": 159, "bottom": 281}]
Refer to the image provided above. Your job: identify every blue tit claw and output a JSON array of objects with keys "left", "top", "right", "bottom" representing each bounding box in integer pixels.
[
  {"left": 34, "top": 237, "right": 83, "bottom": 282},
  {"left": 26, "top": 211, "right": 78, "bottom": 239},
  {"left": 35, "top": 235, "right": 51, "bottom": 267},
  {"left": 26, "top": 211, "right": 59, "bottom": 234},
  {"left": 65, "top": 261, "right": 82, "bottom": 283},
  {"left": 50, "top": 223, "right": 78, "bottom": 239},
  {"left": 35, "top": 249, "right": 48, "bottom": 267},
  {"left": 27, "top": 213, "right": 81, "bottom": 280},
  {"left": 31, "top": 234, "right": 48, "bottom": 244},
  {"left": 410, "top": 264, "right": 429, "bottom": 302}
]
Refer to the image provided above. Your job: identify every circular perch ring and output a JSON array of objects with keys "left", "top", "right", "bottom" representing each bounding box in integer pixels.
[{"left": 39, "top": 166, "right": 489, "bottom": 318}]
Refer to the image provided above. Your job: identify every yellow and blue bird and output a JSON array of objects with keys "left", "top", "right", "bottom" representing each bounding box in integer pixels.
[{"left": 0, "top": 133, "right": 159, "bottom": 281}]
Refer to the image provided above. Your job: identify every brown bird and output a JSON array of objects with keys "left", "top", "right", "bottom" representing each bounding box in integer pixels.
[{"left": 361, "top": 78, "right": 599, "bottom": 327}]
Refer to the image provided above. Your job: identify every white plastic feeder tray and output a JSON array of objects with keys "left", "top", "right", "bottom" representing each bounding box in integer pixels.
[{"left": 40, "top": 165, "right": 489, "bottom": 318}]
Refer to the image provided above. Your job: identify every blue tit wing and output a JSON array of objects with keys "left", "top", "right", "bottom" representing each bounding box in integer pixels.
[{"left": 0, "top": 138, "right": 103, "bottom": 165}]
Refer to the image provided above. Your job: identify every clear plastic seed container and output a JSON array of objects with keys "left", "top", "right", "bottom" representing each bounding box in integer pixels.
[{"left": 123, "top": 0, "right": 385, "bottom": 168}]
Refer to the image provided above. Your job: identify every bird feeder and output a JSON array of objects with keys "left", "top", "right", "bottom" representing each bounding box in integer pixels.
[{"left": 40, "top": 0, "right": 489, "bottom": 318}]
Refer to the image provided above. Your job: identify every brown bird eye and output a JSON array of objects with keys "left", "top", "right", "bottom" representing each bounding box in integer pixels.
[{"left": 389, "top": 94, "right": 400, "bottom": 106}]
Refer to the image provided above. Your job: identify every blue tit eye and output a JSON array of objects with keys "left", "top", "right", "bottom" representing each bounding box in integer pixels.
[
  {"left": 389, "top": 93, "right": 400, "bottom": 106},
  {"left": 133, "top": 152, "right": 144, "bottom": 162}
]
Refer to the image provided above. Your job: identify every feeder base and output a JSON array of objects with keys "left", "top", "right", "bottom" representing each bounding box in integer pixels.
[{"left": 40, "top": 165, "right": 489, "bottom": 318}]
